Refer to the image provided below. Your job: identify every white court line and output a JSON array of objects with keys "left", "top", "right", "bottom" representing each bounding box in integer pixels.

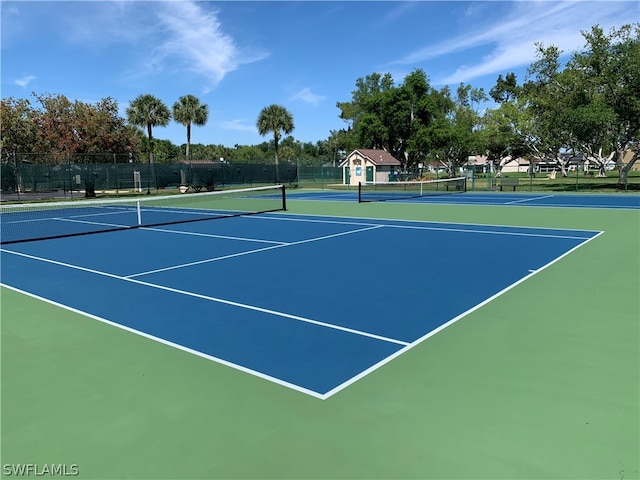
[
  {"left": 292, "top": 193, "right": 353, "bottom": 200},
  {"left": 251, "top": 211, "right": 603, "bottom": 234},
  {"left": 3, "top": 208, "right": 134, "bottom": 225},
  {"left": 399, "top": 199, "right": 640, "bottom": 210},
  {"left": 386, "top": 223, "right": 591, "bottom": 240},
  {"left": 127, "top": 243, "right": 290, "bottom": 277},
  {"left": 290, "top": 193, "right": 639, "bottom": 210},
  {"left": 142, "top": 227, "right": 288, "bottom": 244},
  {"left": 0, "top": 283, "right": 324, "bottom": 399},
  {"left": 319, "top": 230, "right": 606, "bottom": 399},
  {"left": 1, "top": 246, "right": 408, "bottom": 348},
  {"left": 126, "top": 224, "right": 384, "bottom": 278},
  {"left": 506, "top": 194, "right": 555, "bottom": 205},
  {"left": 54, "top": 217, "right": 131, "bottom": 228},
  {"left": 249, "top": 213, "right": 597, "bottom": 239},
  {"left": 250, "top": 214, "right": 382, "bottom": 227}
]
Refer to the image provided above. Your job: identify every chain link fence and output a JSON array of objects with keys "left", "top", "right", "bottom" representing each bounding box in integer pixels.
[
  {"left": 2, "top": 152, "right": 637, "bottom": 201},
  {"left": 0, "top": 153, "right": 344, "bottom": 201},
  {"left": 464, "top": 167, "right": 640, "bottom": 193}
]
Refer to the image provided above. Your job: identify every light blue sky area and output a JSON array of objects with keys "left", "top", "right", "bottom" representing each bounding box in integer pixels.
[{"left": 1, "top": 1, "right": 636, "bottom": 148}]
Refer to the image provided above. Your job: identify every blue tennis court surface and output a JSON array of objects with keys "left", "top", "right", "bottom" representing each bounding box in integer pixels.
[
  {"left": 289, "top": 190, "right": 640, "bottom": 209},
  {"left": 1, "top": 212, "right": 601, "bottom": 398}
]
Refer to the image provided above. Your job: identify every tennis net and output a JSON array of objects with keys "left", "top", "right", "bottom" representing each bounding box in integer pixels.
[
  {"left": 358, "top": 177, "right": 466, "bottom": 203},
  {"left": 0, "top": 184, "right": 286, "bottom": 245}
]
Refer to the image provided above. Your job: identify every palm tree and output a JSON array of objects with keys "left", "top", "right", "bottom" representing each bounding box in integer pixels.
[
  {"left": 172, "top": 95, "right": 208, "bottom": 162},
  {"left": 126, "top": 94, "right": 171, "bottom": 163},
  {"left": 256, "top": 104, "right": 294, "bottom": 183}
]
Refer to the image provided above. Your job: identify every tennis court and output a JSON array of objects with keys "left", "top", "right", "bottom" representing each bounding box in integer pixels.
[
  {"left": 1, "top": 185, "right": 638, "bottom": 479},
  {"left": 289, "top": 186, "right": 640, "bottom": 209}
]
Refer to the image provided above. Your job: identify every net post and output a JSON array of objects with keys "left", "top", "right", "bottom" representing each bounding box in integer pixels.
[
  {"left": 358, "top": 182, "right": 362, "bottom": 203},
  {"left": 136, "top": 200, "right": 142, "bottom": 225},
  {"left": 281, "top": 184, "right": 287, "bottom": 211}
]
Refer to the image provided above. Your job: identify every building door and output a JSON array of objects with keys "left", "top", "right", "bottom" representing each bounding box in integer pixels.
[
  {"left": 344, "top": 166, "right": 351, "bottom": 185},
  {"left": 366, "top": 166, "right": 374, "bottom": 182}
]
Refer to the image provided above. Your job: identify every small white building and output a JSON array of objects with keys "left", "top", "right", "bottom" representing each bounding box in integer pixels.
[{"left": 340, "top": 149, "right": 402, "bottom": 185}]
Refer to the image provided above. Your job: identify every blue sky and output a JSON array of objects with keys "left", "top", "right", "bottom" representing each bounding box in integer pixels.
[{"left": 1, "top": 1, "right": 636, "bottom": 148}]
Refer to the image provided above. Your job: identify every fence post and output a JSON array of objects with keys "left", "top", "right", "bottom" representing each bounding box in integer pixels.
[
  {"left": 146, "top": 153, "right": 151, "bottom": 194},
  {"left": 114, "top": 153, "right": 119, "bottom": 197},
  {"left": 13, "top": 151, "right": 21, "bottom": 201},
  {"left": 625, "top": 165, "right": 629, "bottom": 192},
  {"left": 68, "top": 155, "right": 73, "bottom": 199}
]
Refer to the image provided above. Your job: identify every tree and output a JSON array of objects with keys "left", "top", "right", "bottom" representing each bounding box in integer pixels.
[
  {"left": 0, "top": 97, "right": 38, "bottom": 157},
  {"left": 256, "top": 104, "right": 294, "bottom": 183},
  {"left": 523, "top": 44, "right": 577, "bottom": 176},
  {"left": 567, "top": 24, "right": 640, "bottom": 186},
  {"left": 479, "top": 104, "right": 522, "bottom": 176},
  {"left": 489, "top": 72, "right": 519, "bottom": 104},
  {"left": 279, "top": 145, "right": 297, "bottom": 162},
  {"left": 172, "top": 95, "right": 208, "bottom": 163},
  {"left": 232, "top": 145, "right": 267, "bottom": 163},
  {"left": 26, "top": 93, "right": 140, "bottom": 196},
  {"left": 432, "top": 84, "right": 487, "bottom": 177},
  {"left": 337, "top": 72, "right": 395, "bottom": 130},
  {"left": 522, "top": 24, "right": 640, "bottom": 185},
  {"left": 556, "top": 61, "right": 617, "bottom": 177},
  {"left": 126, "top": 94, "right": 171, "bottom": 163},
  {"left": 2, "top": 94, "right": 138, "bottom": 164},
  {"left": 336, "top": 72, "right": 395, "bottom": 155},
  {"left": 73, "top": 97, "right": 139, "bottom": 155},
  {"left": 32, "top": 93, "right": 78, "bottom": 161},
  {"left": 136, "top": 137, "right": 180, "bottom": 163},
  {"left": 480, "top": 73, "right": 528, "bottom": 176}
]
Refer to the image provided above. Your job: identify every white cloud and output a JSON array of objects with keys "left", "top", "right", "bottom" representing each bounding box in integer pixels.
[
  {"left": 291, "top": 87, "right": 326, "bottom": 106},
  {"left": 392, "top": 1, "right": 632, "bottom": 85},
  {"left": 376, "top": 2, "right": 421, "bottom": 26},
  {"left": 151, "top": 2, "right": 269, "bottom": 87},
  {"left": 55, "top": 1, "right": 268, "bottom": 89},
  {"left": 217, "top": 119, "right": 256, "bottom": 132},
  {"left": 437, "top": 31, "right": 582, "bottom": 85},
  {"left": 15, "top": 75, "right": 36, "bottom": 88},
  {"left": 61, "top": 1, "right": 148, "bottom": 46}
]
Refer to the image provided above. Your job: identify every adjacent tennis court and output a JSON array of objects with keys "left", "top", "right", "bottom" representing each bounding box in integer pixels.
[
  {"left": 289, "top": 184, "right": 640, "bottom": 209},
  {"left": 1, "top": 185, "right": 638, "bottom": 479}
]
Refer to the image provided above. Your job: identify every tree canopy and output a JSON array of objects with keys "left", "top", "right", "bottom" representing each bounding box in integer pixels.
[
  {"left": 256, "top": 104, "right": 295, "bottom": 182},
  {"left": 126, "top": 94, "right": 171, "bottom": 163},
  {"left": 172, "top": 95, "right": 208, "bottom": 162},
  {"left": 1, "top": 94, "right": 137, "bottom": 162}
]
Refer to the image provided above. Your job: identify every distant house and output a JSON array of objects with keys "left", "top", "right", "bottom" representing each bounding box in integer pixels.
[
  {"left": 501, "top": 157, "right": 532, "bottom": 174},
  {"left": 466, "top": 155, "right": 491, "bottom": 175},
  {"left": 466, "top": 155, "right": 531, "bottom": 175},
  {"left": 339, "top": 149, "right": 402, "bottom": 185}
]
